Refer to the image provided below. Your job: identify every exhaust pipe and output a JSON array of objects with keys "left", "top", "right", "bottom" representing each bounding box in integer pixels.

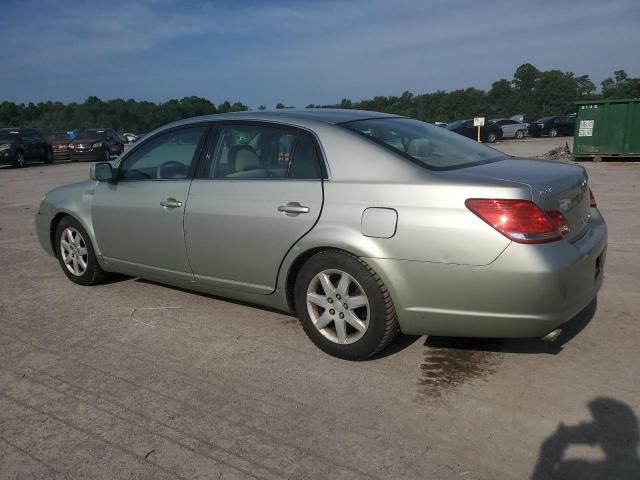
[{"left": 541, "top": 328, "right": 562, "bottom": 342}]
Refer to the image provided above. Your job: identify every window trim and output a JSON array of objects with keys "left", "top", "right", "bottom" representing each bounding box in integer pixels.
[
  {"left": 195, "top": 120, "right": 327, "bottom": 181},
  {"left": 114, "top": 122, "right": 213, "bottom": 182}
]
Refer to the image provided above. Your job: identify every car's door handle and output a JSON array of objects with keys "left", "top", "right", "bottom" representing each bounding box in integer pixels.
[
  {"left": 278, "top": 202, "right": 310, "bottom": 215},
  {"left": 160, "top": 198, "right": 183, "bottom": 209}
]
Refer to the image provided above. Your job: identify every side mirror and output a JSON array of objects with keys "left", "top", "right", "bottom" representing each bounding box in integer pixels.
[{"left": 90, "top": 162, "right": 114, "bottom": 182}]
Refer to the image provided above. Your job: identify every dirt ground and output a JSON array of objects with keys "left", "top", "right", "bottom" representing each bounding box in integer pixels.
[{"left": 1, "top": 137, "right": 639, "bottom": 479}]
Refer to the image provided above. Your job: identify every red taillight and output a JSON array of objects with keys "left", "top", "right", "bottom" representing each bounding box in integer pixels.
[
  {"left": 546, "top": 210, "right": 570, "bottom": 235},
  {"left": 465, "top": 199, "right": 563, "bottom": 244},
  {"left": 589, "top": 188, "right": 597, "bottom": 208}
]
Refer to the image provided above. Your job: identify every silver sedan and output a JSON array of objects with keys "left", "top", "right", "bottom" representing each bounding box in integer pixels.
[
  {"left": 36, "top": 110, "right": 607, "bottom": 360},
  {"left": 490, "top": 118, "right": 528, "bottom": 139}
]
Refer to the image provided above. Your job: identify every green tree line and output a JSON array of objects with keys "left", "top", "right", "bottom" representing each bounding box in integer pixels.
[{"left": 1, "top": 64, "right": 638, "bottom": 134}]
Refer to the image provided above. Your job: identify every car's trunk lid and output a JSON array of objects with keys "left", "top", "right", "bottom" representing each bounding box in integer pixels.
[{"left": 456, "top": 158, "right": 591, "bottom": 242}]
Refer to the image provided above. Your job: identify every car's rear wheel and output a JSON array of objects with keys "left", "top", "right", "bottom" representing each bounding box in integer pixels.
[
  {"left": 515, "top": 130, "right": 525, "bottom": 139},
  {"left": 55, "top": 216, "right": 109, "bottom": 285},
  {"left": 487, "top": 132, "right": 497, "bottom": 143},
  {"left": 549, "top": 128, "right": 559, "bottom": 137},
  {"left": 44, "top": 149, "right": 53, "bottom": 164},
  {"left": 14, "top": 151, "right": 25, "bottom": 168},
  {"left": 294, "top": 250, "right": 398, "bottom": 360}
]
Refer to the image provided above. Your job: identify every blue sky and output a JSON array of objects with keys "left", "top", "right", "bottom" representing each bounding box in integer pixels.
[{"left": 1, "top": 0, "right": 638, "bottom": 108}]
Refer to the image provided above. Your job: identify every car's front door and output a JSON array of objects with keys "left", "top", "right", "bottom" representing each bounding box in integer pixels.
[
  {"left": 184, "top": 122, "right": 324, "bottom": 294},
  {"left": 22, "top": 129, "right": 40, "bottom": 161},
  {"left": 92, "top": 124, "right": 209, "bottom": 281}
]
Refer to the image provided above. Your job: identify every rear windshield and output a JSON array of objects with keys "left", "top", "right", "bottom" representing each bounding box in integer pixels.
[
  {"left": 49, "top": 133, "right": 69, "bottom": 141},
  {"left": 76, "top": 129, "right": 104, "bottom": 139},
  {"left": 342, "top": 118, "right": 507, "bottom": 170}
]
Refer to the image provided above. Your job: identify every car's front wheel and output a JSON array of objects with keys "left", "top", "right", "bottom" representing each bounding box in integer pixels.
[
  {"left": 487, "top": 132, "right": 497, "bottom": 143},
  {"left": 55, "top": 216, "right": 109, "bottom": 285},
  {"left": 515, "top": 130, "right": 525, "bottom": 139},
  {"left": 44, "top": 149, "right": 53, "bottom": 164},
  {"left": 14, "top": 150, "right": 25, "bottom": 168},
  {"left": 549, "top": 128, "right": 559, "bottom": 137},
  {"left": 294, "top": 251, "right": 398, "bottom": 360}
]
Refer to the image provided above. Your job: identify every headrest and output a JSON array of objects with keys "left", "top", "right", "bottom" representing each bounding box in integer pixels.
[
  {"left": 235, "top": 149, "right": 259, "bottom": 171},
  {"left": 407, "top": 138, "right": 433, "bottom": 158}
]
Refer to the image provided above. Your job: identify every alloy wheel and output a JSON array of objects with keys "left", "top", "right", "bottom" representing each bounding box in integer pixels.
[
  {"left": 306, "top": 269, "right": 370, "bottom": 344},
  {"left": 16, "top": 152, "right": 25, "bottom": 168},
  {"left": 60, "top": 227, "right": 89, "bottom": 276}
]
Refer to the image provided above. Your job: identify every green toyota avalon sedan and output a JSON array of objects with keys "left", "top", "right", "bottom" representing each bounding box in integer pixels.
[{"left": 35, "top": 110, "right": 607, "bottom": 360}]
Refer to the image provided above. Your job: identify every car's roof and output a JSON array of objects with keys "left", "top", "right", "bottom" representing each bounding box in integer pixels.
[{"left": 173, "top": 109, "right": 401, "bottom": 127}]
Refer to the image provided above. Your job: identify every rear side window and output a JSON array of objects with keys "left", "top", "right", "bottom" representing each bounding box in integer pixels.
[
  {"left": 288, "top": 134, "right": 322, "bottom": 179},
  {"left": 208, "top": 125, "right": 322, "bottom": 179},
  {"left": 343, "top": 117, "right": 506, "bottom": 170}
]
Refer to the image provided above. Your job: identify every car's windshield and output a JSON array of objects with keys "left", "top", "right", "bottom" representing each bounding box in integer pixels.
[
  {"left": 49, "top": 133, "right": 69, "bottom": 141},
  {"left": 76, "top": 129, "right": 104, "bottom": 139},
  {"left": 0, "top": 129, "right": 21, "bottom": 142},
  {"left": 343, "top": 117, "right": 507, "bottom": 170}
]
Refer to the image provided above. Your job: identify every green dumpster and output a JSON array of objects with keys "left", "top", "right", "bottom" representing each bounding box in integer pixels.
[{"left": 574, "top": 98, "right": 640, "bottom": 161}]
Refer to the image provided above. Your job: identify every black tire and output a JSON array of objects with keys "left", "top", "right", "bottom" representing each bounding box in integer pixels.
[
  {"left": 103, "top": 148, "right": 111, "bottom": 162},
  {"left": 44, "top": 148, "right": 53, "bottom": 164},
  {"left": 593, "top": 156, "right": 603, "bottom": 163},
  {"left": 54, "top": 216, "right": 109, "bottom": 286},
  {"left": 515, "top": 130, "right": 525, "bottom": 139},
  {"left": 487, "top": 132, "right": 497, "bottom": 143},
  {"left": 14, "top": 150, "right": 25, "bottom": 168},
  {"left": 549, "top": 128, "right": 559, "bottom": 137},
  {"left": 294, "top": 250, "right": 399, "bottom": 360}
]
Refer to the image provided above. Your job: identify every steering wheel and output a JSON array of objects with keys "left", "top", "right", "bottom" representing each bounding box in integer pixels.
[{"left": 157, "top": 160, "right": 188, "bottom": 179}]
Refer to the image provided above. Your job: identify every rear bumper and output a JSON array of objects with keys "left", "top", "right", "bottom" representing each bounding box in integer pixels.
[
  {"left": 71, "top": 151, "right": 100, "bottom": 162},
  {"left": 366, "top": 211, "right": 607, "bottom": 338},
  {"left": 53, "top": 150, "right": 70, "bottom": 160}
]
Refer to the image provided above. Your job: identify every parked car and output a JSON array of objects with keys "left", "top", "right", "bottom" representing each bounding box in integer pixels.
[
  {"left": 510, "top": 114, "right": 531, "bottom": 126},
  {"left": 528, "top": 116, "right": 576, "bottom": 137},
  {"left": 490, "top": 118, "right": 528, "bottom": 139},
  {"left": 447, "top": 119, "right": 503, "bottom": 143},
  {"left": 49, "top": 132, "right": 72, "bottom": 161},
  {"left": 69, "top": 128, "right": 125, "bottom": 162},
  {"left": 0, "top": 127, "right": 53, "bottom": 168},
  {"left": 36, "top": 110, "right": 607, "bottom": 360},
  {"left": 123, "top": 132, "right": 138, "bottom": 143}
]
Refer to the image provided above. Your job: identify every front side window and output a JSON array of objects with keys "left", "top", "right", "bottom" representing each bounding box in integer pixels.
[
  {"left": 208, "top": 125, "right": 322, "bottom": 179},
  {"left": 118, "top": 126, "right": 206, "bottom": 181},
  {"left": 344, "top": 118, "right": 507, "bottom": 170}
]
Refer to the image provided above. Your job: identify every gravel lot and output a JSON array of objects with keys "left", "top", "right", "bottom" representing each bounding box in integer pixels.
[{"left": 1, "top": 138, "right": 639, "bottom": 479}]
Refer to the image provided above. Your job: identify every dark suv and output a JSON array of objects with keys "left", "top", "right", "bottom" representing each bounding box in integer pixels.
[
  {"left": 70, "top": 128, "right": 125, "bottom": 162},
  {"left": 528, "top": 116, "right": 575, "bottom": 137},
  {"left": 0, "top": 128, "right": 53, "bottom": 168}
]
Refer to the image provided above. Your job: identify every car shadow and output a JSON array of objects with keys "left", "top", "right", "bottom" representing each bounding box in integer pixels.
[
  {"left": 530, "top": 397, "right": 640, "bottom": 479},
  {"left": 424, "top": 298, "right": 597, "bottom": 355},
  {"left": 132, "top": 278, "right": 290, "bottom": 316},
  {"left": 131, "top": 278, "right": 429, "bottom": 357}
]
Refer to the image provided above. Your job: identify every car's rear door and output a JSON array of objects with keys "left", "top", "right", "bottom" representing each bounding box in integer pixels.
[
  {"left": 184, "top": 122, "right": 324, "bottom": 294},
  {"left": 92, "top": 124, "right": 210, "bottom": 282}
]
